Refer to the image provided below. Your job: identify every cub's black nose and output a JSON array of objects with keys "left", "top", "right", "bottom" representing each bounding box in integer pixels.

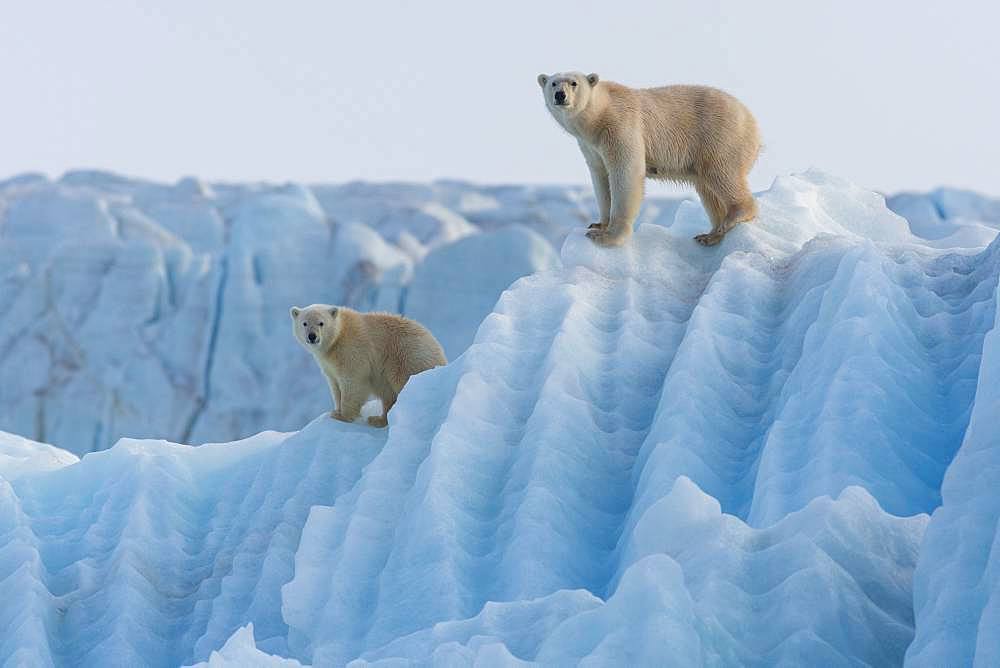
[
  {"left": 554, "top": 90, "right": 566, "bottom": 103},
  {"left": 308, "top": 332, "right": 318, "bottom": 344}
]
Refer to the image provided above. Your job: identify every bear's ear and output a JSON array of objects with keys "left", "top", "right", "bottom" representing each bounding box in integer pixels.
[
  {"left": 537, "top": 74, "right": 549, "bottom": 88},
  {"left": 587, "top": 73, "right": 600, "bottom": 86},
  {"left": 290, "top": 307, "right": 301, "bottom": 319},
  {"left": 329, "top": 307, "right": 339, "bottom": 318}
]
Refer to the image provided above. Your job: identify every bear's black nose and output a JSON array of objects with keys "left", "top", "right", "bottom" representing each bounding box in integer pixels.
[
  {"left": 554, "top": 90, "right": 566, "bottom": 103},
  {"left": 307, "top": 332, "right": 318, "bottom": 344}
]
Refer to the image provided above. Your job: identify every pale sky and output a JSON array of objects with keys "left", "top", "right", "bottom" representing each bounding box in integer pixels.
[{"left": 1, "top": 0, "right": 997, "bottom": 196}]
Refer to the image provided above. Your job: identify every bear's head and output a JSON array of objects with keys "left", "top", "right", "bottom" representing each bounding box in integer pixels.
[
  {"left": 290, "top": 304, "right": 342, "bottom": 351},
  {"left": 537, "top": 72, "right": 600, "bottom": 115}
]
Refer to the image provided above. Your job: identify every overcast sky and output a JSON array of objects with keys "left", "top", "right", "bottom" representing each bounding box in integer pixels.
[{"left": 2, "top": 1, "right": 997, "bottom": 196}]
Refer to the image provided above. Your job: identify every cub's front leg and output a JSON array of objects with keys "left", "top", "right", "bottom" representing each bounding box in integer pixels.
[
  {"left": 325, "top": 376, "right": 342, "bottom": 418},
  {"left": 331, "top": 380, "right": 365, "bottom": 423}
]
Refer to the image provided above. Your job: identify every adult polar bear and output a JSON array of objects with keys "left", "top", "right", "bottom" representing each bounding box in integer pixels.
[{"left": 538, "top": 72, "right": 761, "bottom": 246}]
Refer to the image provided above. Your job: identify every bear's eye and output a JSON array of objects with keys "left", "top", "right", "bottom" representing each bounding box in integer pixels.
[
  {"left": 571, "top": 81, "right": 577, "bottom": 87},
  {"left": 551, "top": 82, "right": 557, "bottom": 88},
  {"left": 318, "top": 322, "right": 324, "bottom": 327},
  {"left": 303, "top": 322, "right": 308, "bottom": 327}
]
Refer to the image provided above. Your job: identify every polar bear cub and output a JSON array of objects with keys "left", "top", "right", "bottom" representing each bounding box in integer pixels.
[
  {"left": 291, "top": 305, "right": 447, "bottom": 427},
  {"left": 538, "top": 71, "right": 761, "bottom": 246}
]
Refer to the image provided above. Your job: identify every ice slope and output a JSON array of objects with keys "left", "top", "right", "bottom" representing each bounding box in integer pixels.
[
  {"left": 0, "top": 415, "right": 929, "bottom": 667},
  {"left": 0, "top": 422, "right": 386, "bottom": 666},
  {"left": 341, "top": 482, "right": 926, "bottom": 667},
  {"left": 405, "top": 225, "right": 561, "bottom": 359},
  {"left": 1, "top": 170, "right": 998, "bottom": 666}
]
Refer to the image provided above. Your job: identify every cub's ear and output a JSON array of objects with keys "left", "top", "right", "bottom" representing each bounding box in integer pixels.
[
  {"left": 290, "top": 307, "right": 301, "bottom": 319},
  {"left": 329, "top": 307, "right": 339, "bottom": 317},
  {"left": 537, "top": 74, "right": 549, "bottom": 88},
  {"left": 587, "top": 73, "right": 600, "bottom": 86}
]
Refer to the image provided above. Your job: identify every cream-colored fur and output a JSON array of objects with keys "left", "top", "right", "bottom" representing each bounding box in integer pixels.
[
  {"left": 290, "top": 305, "right": 447, "bottom": 427},
  {"left": 538, "top": 71, "right": 761, "bottom": 246}
]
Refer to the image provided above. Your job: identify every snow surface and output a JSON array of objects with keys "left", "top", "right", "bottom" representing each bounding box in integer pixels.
[
  {"left": 887, "top": 188, "right": 1000, "bottom": 249},
  {"left": 0, "top": 170, "right": 999, "bottom": 666},
  {"left": 0, "top": 431, "right": 78, "bottom": 481},
  {"left": 185, "top": 625, "right": 304, "bottom": 668}
]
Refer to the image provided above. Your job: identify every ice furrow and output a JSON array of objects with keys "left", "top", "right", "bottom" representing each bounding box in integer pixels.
[
  {"left": 906, "top": 266, "right": 1000, "bottom": 666},
  {"left": 0, "top": 426, "right": 385, "bottom": 667}
]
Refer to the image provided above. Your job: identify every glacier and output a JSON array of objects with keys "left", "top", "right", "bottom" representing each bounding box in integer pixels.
[{"left": 0, "top": 170, "right": 998, "bottom": 666}]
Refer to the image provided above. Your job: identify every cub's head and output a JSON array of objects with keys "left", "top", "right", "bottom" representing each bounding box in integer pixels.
[
  {"left": 290, "top": 304, "right": 342, "bottom": 351},
  {"left": 537, "top": 71, "right": 600, "bottom": 115}
]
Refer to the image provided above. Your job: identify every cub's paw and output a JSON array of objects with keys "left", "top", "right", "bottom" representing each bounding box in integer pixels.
[
  {"left": 330, "top": 410, "right": 355, "bottom": 423},
  {"left": 694, "top": 232, "right": 724, "bottom": 246},
  {"left": 367, "top": 416, "right": 388, "bottom": 428},
  {"left": 586, "top": 227, "right": 629, "bottom": 247},
  {"left": 587, "top": 221, "right": 608, "bottom": 230}
]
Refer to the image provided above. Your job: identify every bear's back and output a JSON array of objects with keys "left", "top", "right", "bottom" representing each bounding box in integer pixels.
[{"left": 362, "top": 312, "right": 447, "bottom": 369}]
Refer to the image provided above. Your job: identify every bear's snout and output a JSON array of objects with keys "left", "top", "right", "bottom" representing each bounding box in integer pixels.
[
  {"left": 554, "top": 90, "right": 567, "bottom": 104},
  {"left": 307, "top": 332, "right": 318, "bottom": 344}
]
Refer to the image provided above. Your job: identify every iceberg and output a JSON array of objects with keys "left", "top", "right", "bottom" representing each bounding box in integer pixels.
[{"left": 0, "top": 170, "right": 998, "bottom": 665}]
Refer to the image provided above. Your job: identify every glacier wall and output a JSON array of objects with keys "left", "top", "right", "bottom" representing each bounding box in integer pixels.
[{"left": 1, "top": 171, "right": 998, "bottom": 666}]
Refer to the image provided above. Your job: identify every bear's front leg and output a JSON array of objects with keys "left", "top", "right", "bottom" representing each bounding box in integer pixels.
[
  {"left": 583, "top": 148, "right": 611, "bottom": 231},
  {"left": 587, "top": 142, "right": 646, "bottom": 246}
]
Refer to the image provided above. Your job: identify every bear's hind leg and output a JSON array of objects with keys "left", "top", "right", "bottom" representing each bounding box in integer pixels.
[
  {"left": 727, "top": 189, "right": 758, "bottom": 227},
  {"left": 694, "top": 176, "right": 757, "bottom": 246},
  {"left": 693, "top": 182, "right": 729, "bottom": 246},
  {"left": 368, "top": 391, "right": 397, "bottom": 428}
]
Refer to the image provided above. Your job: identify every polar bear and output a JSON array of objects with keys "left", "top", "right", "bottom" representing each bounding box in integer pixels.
[
  {"left": 290, "top": 305, "right": 447, "bottom": 427},
  {"left": 538, "top": 71, "right": 761, "bottom": 246}
]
